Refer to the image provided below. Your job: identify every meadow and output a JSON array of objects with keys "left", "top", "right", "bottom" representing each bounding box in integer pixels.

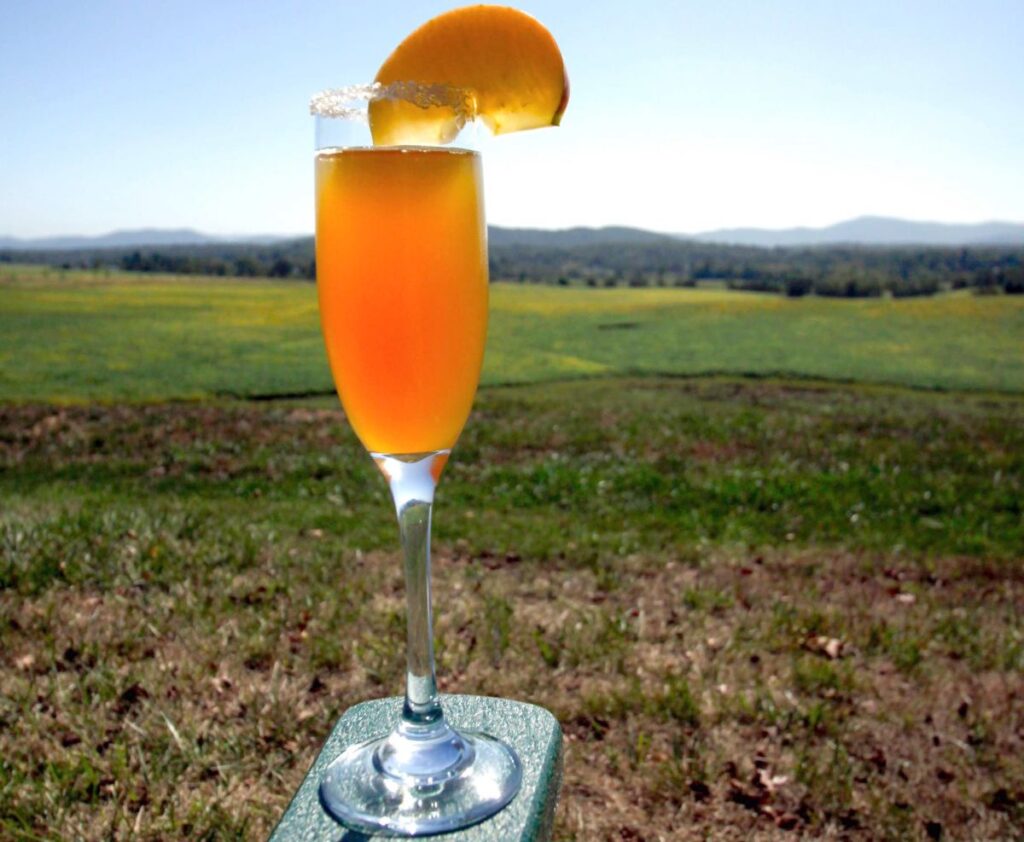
[
  {"left": 1, "top": 268, "right": 1022, "bottom": 840},
  {"left": 2, "top": 264, "right": 1023, "bottom": 401}
]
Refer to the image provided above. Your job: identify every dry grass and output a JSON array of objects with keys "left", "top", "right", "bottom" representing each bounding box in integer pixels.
[
  {"left": 3, "top": 546, "right": 1022, "bottom": 840},
  {"left": 1, "top": 379, "right": 1022, "bottom": 840}
]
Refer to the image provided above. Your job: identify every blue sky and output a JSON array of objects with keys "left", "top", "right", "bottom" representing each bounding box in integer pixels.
[{"left": 1, "top": 0, "right": 1022, "bottom": 237}]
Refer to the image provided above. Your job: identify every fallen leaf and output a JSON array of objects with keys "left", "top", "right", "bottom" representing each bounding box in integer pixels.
[
  {"left": 114, "top": 683, "right": 149, "bottom": 715},
  {"left": 728, "top": 778, "right": 766, "bottom": 811},
  {"left": 776, "top": 813, "right": 800, "bottom": 830},
  {"left": 689, "top": 780, "right": 711, "bottom": 802},
  {"left": 804, "top": 635, "right": 845, "bottom": 659}
]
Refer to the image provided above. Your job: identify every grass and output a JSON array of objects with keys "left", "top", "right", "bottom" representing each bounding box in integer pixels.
[
  {"left": 1, "top": 267, "right": 1022, "bottom": 838},
  {"left": 1, "top": 378, "right": 1022, "bottom": 840},
  {"left": 2, "top": 266, "right": 1024, "bottom": 401}
]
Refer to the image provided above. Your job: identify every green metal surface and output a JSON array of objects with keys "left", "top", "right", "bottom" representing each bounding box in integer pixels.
[{"left": 270, "top": 695, "right": 563, "bottom": 841}]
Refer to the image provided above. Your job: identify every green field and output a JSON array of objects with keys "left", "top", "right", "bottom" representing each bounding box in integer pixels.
[
  {"left": 2, "top": 266, "right": 1023, "bottom": 400},
  {"left": 1, "top": 267, "right": 1023, "bottom": 840}
]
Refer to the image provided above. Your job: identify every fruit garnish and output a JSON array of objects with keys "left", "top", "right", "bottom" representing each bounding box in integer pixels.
[{"left": 369, "top": 5, "right": 569, "bottom": 146}]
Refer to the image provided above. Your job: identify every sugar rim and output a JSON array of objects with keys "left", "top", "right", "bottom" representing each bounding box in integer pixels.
[{"left": 309, "top": 82, "right": 476, "bottom": 124}]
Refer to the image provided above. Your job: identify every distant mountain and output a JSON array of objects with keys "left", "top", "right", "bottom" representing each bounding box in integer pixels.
[
  {"left": 692, "top": 216, "right": 1024, "bottom": 247},
  {"left": 489, "top": 225, "right": 675, "bottom": 248},
  {"left": 5, "top": 217, "right": 1024, "bottom": 253},
  {"left": 0, "top": 225, "right": 674, "bottom": 252},
  {"left": 493, "top": 219, "right": 1024, "bottom": 249},
  {"left": 0, "top": 229, "right": 291, "bottom": 251}
]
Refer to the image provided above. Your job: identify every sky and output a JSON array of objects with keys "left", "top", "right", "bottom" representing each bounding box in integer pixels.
[{"left": 1, "top": 0, "right": 1022, "bottom": 238}]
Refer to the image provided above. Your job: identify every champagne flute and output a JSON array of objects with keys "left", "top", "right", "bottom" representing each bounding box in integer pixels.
[{"left": 311, "top": 84, "right": 521, "bottom": 836}]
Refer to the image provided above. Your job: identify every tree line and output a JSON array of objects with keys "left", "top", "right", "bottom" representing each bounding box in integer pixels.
[
  {"left": 488, "top": 240, "right": 1024, "bottom": 297},
  {"left": 3, "top": 237, "right": 1023, "bottom": 297},
  {"left": 0, "top": 240, "right": 316, "bottom": 281}
]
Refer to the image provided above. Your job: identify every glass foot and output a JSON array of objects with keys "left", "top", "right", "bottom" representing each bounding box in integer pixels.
[{"left": 319, "top": 726, "right": 522, "bottom": 836}]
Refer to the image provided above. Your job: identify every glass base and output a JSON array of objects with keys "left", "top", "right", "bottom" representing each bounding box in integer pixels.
[{"left": 319, "top": 725, "right": 522, "bottom": 836}]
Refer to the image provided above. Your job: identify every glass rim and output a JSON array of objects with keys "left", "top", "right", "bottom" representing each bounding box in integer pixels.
[{"left": 309, "top": 81, "right": 476, "bottom": 124}]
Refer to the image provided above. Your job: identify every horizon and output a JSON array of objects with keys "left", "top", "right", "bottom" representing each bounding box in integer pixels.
[
  {"left": 4, "top": 214, "right": 1024, "bottom": 248},
  {"left": 2, "top": 1, "right": 1023, "bottom": 238}
]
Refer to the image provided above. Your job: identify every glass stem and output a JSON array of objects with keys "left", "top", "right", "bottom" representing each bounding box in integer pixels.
[
  {"left": 397, "top": 493, "right": 441, "bottom": 725},
  {"left": 375, "top": 452, "right": 450, "bottom": 731}
]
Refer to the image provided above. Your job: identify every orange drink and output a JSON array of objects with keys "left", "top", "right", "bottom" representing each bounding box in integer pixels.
[
  {"left": 312, "top": 6, "right": 567, "bottom": 833},
  {"left": 315, "top": 146, "right": 487, "bottom": 455}
]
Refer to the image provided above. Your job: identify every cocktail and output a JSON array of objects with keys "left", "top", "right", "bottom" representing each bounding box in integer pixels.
[
  {"left": 315, "top": 127, "right": 488, "bottom": 459},
  {"left": 311, "top": 6, "right": 567, "bottom": 835}
]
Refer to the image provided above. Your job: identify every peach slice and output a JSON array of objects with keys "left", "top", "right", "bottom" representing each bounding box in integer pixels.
[{"left": 370, "top": 5, "right": 568, "bottom": 146}]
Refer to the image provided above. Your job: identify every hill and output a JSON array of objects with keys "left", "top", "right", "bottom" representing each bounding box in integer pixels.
[
  {"left": 0, "top": 228, "right": 222, "bottom": 251},
  {"left": 489, "top": 225, "right": 675, "bottom": 248},
  {"left": 694, "top": 215, "right": 1024, "bottom": 247},
  {"left": 5, "top": 217, "right": 1024, "bottom": 252},
  {"left": 0, "top": 229, "right": 292, "bottom": 251}
]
